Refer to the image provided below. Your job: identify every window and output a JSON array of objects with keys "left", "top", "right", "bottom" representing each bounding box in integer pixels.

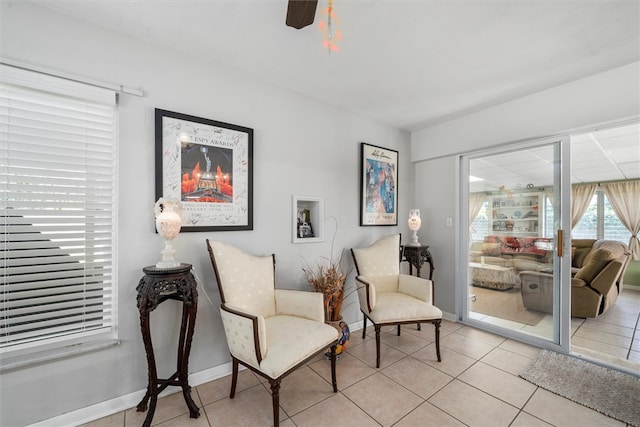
[
  {"left": 544, "top": 194, "right": 555, "bottom": 239},
  {"left": 470, "top": 201, "right": 489, "bottom": 242},
  {"left": 1, "top": 65, "right": 117, "bottom": 356},
  {"left": 572, "top": 187, "right": 632, "bottom": 243}
]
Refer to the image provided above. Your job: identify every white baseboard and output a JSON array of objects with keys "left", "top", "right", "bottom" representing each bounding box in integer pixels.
[
  {"left": 442, "top": 311, "right": 457, "bottom": 322},
  {"left": 27, "top": 362, "right": 235, "bottom": 427}
]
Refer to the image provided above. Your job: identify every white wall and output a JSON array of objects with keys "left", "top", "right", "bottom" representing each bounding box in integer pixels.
[
  {"left": 411, "top": 62, "right": 640, "bottom": 321},
  {"left": 0, "top": 3, "right": 414, "bottom": 426},
  {"left": 412, "top": 62, "right": 640, "bottom": 162}
]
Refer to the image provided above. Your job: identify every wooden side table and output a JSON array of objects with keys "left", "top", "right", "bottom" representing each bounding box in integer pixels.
[
  {"left": 402, "top": 245, "right": 435, "bottom": 332},
  {"left": 136, "top": 263, "right": 200, "bottom": 427},
  {"left": 402, "top": 245, "right": 435, "bottom": 280}
]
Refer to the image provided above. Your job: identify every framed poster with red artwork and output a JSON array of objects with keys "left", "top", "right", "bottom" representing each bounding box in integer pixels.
[{"left": 155, "top": 109, "right": 253, "bottom": 231}]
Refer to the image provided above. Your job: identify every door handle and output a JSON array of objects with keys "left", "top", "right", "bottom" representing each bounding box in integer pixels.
[{"left": 557, "top": 229, "right": 563, "bottom": 257}]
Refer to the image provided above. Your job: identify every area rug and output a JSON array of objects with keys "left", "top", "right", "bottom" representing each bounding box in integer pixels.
[
  {"left": 520, "top": 350, "right": 640, "bottom": 426},
  {"left": 469, "top": 285, "right": 545, "bottom": 326}
]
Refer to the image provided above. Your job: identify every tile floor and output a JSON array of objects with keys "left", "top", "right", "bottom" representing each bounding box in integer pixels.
[
  {"left": 472, "top": 286, "right": 640, "bottom": 372},
  {"left": 83, "top": 317, "right": 633, "bottom": 427},
  {"left": 571, "top": 287, "right": 640, "bottom": 369}
]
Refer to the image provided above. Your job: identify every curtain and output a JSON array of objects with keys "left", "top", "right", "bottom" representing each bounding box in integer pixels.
[
  {"left": 602, "top": 181, "right": 640, "bottom": 260},
  {"left": 469, "top": 192, "right": 487, "bottom": 243},
  {"left": 469, "top": 193, "right": 487, "bottom": 224},
  {"left": 571, "top": 183, "right": 597, "bottom": 229}
]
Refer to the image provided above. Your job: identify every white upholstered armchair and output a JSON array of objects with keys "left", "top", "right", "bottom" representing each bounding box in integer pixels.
[
  {"left": 351, "top": 234, "right": 442, "bottom": 368},
  {"left": 207, "top": 240, "right": 339, "bottom": 427}
]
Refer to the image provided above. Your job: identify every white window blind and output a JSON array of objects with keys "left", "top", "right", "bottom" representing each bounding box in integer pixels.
[{"left": 1, "top": 65, "right": 117, "bottom": 352}]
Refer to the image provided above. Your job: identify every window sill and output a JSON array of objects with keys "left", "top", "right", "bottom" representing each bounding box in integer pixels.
[{"left": 0, "top": 339, "right": 120, "bottom": 373}]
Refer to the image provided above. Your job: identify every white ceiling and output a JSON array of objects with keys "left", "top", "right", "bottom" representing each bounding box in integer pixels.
[
  {"left": 24, "top": 0, "right": 640, "bottom": 186},
  {"left": 470, "top": 122, "right": 640, "bottom": 192},
  {"left": 27, "top": 0, "right": 640, "bottom": 131}
]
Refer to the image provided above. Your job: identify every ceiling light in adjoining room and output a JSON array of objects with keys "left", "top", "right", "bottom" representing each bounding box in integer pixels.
[{"left": 469, "top": 175, "right": 484, "bottom": 182}]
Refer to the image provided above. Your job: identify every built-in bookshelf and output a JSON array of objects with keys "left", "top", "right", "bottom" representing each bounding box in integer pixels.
[{"left": 488, "top": 192, "right": 543, "bottom": 236}]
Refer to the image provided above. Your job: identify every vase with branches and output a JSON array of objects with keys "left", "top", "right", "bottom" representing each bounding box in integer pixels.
[
  {"left": 302, "top": 217, "right": 351, "bottom": 355},
  {"left": 302, "top": 216, "right": 350, "bottom": 322},
  {"left": 303, "top": 253, "right": 346, "bottom": 322}
]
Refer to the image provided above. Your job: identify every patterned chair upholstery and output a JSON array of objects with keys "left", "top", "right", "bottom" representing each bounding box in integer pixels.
[
  {"left": 351, "top": 234, "right": 443, "bottom": 368},
  {"left": 207, "top": 240, "right": 339, "bottom": 427}
]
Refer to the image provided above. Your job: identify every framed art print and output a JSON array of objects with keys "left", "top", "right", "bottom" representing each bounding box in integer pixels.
[
  {"left": 360, "top": 142, "right": 398, "bottom": 226},
  {"left": 155, "top": 109, "right": 253, "bottom": 232}
]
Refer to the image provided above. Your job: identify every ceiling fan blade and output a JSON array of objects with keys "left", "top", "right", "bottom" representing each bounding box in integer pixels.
[{"left": 286, "top": 0, "right": 318, "bottom": 29}]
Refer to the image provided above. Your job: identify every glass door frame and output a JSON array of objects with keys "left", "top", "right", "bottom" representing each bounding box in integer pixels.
[{"left": 456, "top": 136, "right": 572, "bottom": 353}]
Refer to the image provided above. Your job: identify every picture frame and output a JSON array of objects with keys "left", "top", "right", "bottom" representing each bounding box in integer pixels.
[
  {"left": 155, "top": 109, "right": 253, "bottom": 232},
  {"left": 359, "top": 142, "right": 398, "bottom": 226}
]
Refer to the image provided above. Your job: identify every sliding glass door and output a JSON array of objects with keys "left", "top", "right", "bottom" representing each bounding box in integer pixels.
[{"left": 460, "top": 137, "right": 571, "bottom": 349}]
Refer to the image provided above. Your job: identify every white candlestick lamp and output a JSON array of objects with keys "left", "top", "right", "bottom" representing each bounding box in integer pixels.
[
  {"left": 154, "top": 198, "right": 183, "bottom": 268},
  {"left": 407, "top": 209, "right": 422, "bottom": 247}
]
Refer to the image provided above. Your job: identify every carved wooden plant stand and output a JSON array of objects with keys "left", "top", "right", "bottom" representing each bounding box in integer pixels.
[{"left": 136, "top": 264, "right": 200, "bottom": 427}]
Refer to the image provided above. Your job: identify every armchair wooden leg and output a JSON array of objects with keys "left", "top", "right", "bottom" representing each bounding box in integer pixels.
[
  {"left": 230, "top": 358, "right": 239, "bottom": 398},
  {"left": 433, "top": 319, "right": 442, "bottom": 362},
  {"left": 330, "top": 344, "right": 338, "bottom": 392},
  {"left": 270, "top": 379, "right": 281, "bottom": 427},
  {"left": 375, "top": 325, "right": 381, "bottom": 368},
  {"left": 362, "top": 315, "right": 367, "bottom": 339},
  {"left": 397, "top": 324, "right": 401, "bottom": 336}
]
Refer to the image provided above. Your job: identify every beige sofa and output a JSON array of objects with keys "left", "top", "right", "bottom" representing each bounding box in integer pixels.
[
  {"left": 519, "top": 239, "right": 631, "bottom": 318},
  {"left": 470, "top": 235, "right": 554, "bottom": 275}
]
